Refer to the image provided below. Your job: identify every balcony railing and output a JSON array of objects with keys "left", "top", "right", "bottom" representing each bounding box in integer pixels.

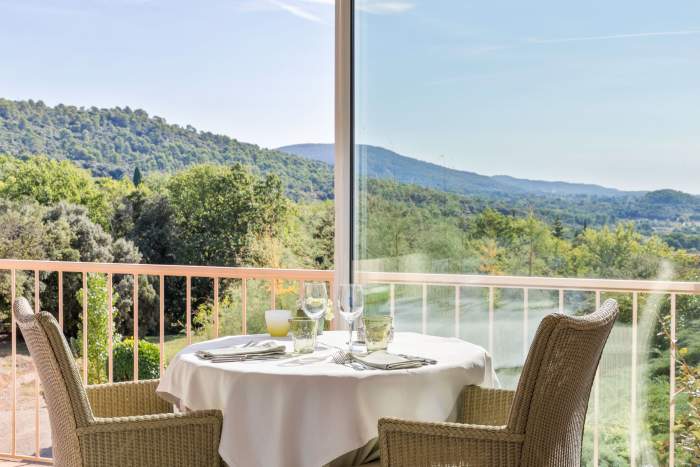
[
  {"left": 0, "top": 259, "right": 333, "bottom": 463},
  {"left": 1, "top": 259, "right": 696, "bottom": 465}
]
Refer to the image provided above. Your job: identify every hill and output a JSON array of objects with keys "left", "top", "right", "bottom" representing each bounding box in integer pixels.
[
  {"left": 0, "top": 98, "right": 333, "bottom": 200},
  {"left": 3, "top": 98, "right": 699, "bottom": 228},
  {"left": 278, "top": 143, "right": 635, "bottom": 198}
]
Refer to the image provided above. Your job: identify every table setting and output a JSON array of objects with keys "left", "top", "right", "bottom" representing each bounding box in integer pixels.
[{"left": 157, "top": 283, "right": 498, "bottom": 467}]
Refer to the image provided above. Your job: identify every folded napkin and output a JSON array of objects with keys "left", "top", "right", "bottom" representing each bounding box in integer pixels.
[
  {"left": 196, "top": 341, "right": 287, "bottom": 362},
  {"left": 351, "top": 351, "right": 435, "bottom": 370}
]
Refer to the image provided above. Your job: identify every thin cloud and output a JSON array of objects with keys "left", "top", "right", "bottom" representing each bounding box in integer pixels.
[
  {"left": 357, "top": 1, "right": 414, "bottom": 14},
  {"left": 267, "top": 0, "right": 323, "bottom": 23},
  {"left": 528, "top": 29, "right": 700, "bottom": 44},
  {"left": 297, "top": 0, "right": 415, "bottom": 15},
  {"left": 298, "top": 0, "right": 334, "bottom": 5}
]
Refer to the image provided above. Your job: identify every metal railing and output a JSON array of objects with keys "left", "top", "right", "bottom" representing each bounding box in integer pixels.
[
  {"left": 0, "top": 259, "right": 333, "bottom": 463},
  {"left": 358, "top": 270, "right": 697, "bottom": 467},
  {"left": 1, "top": 260, "right": 696, "bottom": 464}
]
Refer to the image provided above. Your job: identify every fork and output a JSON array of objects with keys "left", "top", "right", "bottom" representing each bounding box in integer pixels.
[{"left": 331, "top": 351, "right": 368, "bottom": 371}]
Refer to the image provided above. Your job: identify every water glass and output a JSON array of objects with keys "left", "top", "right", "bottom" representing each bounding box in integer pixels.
[
  {"left": 303, "top": 282, "right": 328, "bottom": 334},
  {"left": 336, "top": 284, "right": 364, "bottom": 350},
  {"left": 363, "top": 315, "right": 393, "bottom": 352},
  {"left": 289, "top": 318, "right": 318, "bottom": 353}
]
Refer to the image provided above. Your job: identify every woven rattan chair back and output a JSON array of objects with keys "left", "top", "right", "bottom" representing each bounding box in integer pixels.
[
  {"left": 508, "top": 298, "right": 618, "bottom": 466},
  {"left": 14, "top": 297, "right": 94, "bottom": 466}
]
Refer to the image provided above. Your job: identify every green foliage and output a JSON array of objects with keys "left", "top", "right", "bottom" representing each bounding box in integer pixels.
[
  {"left": 75, "top": 273, "right": 117, "bottom": 384},
  {"left": 0, "top": 98, "right": 332, "bottom": 200},
  {"left": 659, "top": 315, "right": 700, "bottom": 464},
  {"left": 132, "top": 166, "right": 142, "bottom": 186},
  {"left": 552, "top": 216, "right": 564, "bottom": 239},
  {"left": 0, "top": 155, "right": 120, "bottom": 228},
  {"left": 167, "top": 164, "right": 290, "bottom": 266},
  {"left": 112, "top": 338, "right": 160, "bottom": 382}
]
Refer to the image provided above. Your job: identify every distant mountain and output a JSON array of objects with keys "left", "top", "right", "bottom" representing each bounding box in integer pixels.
[
  {"left": 0, "top": 98, "right": 333, "bottom": 200},
  {"left": 277, "top": 143, "right": 335, "bottom": 165},
  {"left": 0, "top": 98, "right": 686, "bottom": 207},
  {"left": 278, "top": 143, "right": 638, "bottom": 198}
]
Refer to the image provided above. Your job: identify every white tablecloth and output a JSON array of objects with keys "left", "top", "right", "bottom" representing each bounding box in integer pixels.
[{"left": 157, "top": 331, "right": 497, "bottom": 467}]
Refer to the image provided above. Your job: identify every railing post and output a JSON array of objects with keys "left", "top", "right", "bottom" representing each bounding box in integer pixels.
[
  {"left": 159, "top": 275, "right": 165, "bottom": 376},
  {"left": 271, "top": 278, "right": 277, "bottom": 310},
  {"left": 82, "top": 272, "right": 88, "bottom": 385},
  {"left": 33, "top": 270, "right": 40, "bottom": 457},
  {"left": 488, "top": 287, "right": 494, "bottom": 356},
  {"left": 558, "top": 289, "right": 564, "bottom": 313},
  {"left": 669, "top": 293, "right": 676, "bottom": 466},
  {"left": 454, "top": 286, "right": 460, "bottom": 338},
  {"left": 593, "top": 290, "right": 601, "bottom": 467},
  {"left": 214, "top": 277, "right": 220, "bottom": 338},
  {"left": 522, "top": 288, "right": 529, "bottom": 359},
  {"left": 630, "top": 292, "right": 638, "bottom": 466},
  {"left": 58, "top": 271, "right": 63, "bottom": 329},
  {"left": 133, "top": 274, "right": 139, "bottom": 381},
  {"left": 421, "top": 284, "right": 427, "bottom": 335},
  {"left": 11, "top": 268, "right": 16, "bottom": 457},
  {"left": 108, "top": 273, "right": 114, "bottom": 383},
  {"left": 34, "top": 270, "right": 39, "bottom": 313},
  {"left": 329, "top": 279, "right": 336, "bottom": 330},
  {"left": 186, "top": 276, "right": 191, "bottom": 345},
  {"left": 389, "top": 283, "right": 395, "bottom": 319},
  {"left": 242, "top": 278, "right": 248, "bottom": 335}
]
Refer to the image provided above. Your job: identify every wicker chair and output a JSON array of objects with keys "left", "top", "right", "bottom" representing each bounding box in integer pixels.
[
  {"left": 13, "top": 297, "right": 223, "bottom": 467},
  {"left": 378, "top": 298, "right": 619, "bottom": 467}
]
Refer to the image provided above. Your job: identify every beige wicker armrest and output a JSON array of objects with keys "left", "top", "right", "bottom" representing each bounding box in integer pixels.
[
  {"left": 459, "top": 385, "right": 515, "bottom": 426},
  {"left": 86, "top": 379, "right": 173, "bottom": 418},
  {"left": 77, "top": 410, "right": 222, "bottom": 467},
  {"left": 379, "top": 417, "right": 524, "bottom": 467}
]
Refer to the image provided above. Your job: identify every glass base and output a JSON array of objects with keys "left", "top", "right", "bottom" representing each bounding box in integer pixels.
[{"left": 348, "top": 340, "right": 366, "bottom": 353}]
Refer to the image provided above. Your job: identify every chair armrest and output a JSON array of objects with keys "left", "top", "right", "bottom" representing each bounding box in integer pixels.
[
  {"left": 86, "top": 379, "right": 173, "bottom": 418},
  {"left": 77, "top": 410, "right": 222, "bottom": 467},
  {"left": 379, "top": 417, "right": 524, "bottom": 467},
  {"left": 459, "top": 385, "right": 515, "bottom": 426}
]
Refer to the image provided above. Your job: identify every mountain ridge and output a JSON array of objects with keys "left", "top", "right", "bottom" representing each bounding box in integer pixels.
[{"left": 278, "top": 143, "right": 643, "bottom": 198}]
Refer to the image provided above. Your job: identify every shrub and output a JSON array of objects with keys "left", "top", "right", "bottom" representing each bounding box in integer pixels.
[
  {"left": 113, "top": 337, "right": 160, "bottom": 382},
  {"left": 75, "top": 273, "right": 115, "bottom": 384}
]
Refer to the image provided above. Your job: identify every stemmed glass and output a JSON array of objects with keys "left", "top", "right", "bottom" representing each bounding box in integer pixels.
[
  {"left": 302, "top": 282, "right": 328, "bottom": 333},
  {"left": 336, "top": 284, "right": 364, "bottom": 351}
]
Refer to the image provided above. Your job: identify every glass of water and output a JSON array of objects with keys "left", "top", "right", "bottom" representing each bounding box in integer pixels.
[
  {"left": 363, "top": 315, "right": 393, "bottom": 352},
  {"left": 303, "top": 282, "right": 328, "bottom": 332},
  {"left": 289, "top": 318, "right": 318, "bottom": 353}
]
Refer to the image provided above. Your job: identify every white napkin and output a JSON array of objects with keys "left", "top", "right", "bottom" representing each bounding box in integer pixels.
[
  {"left": 196, "top": 341, "right": 287, "bottom": 362},
  {"left": 351, "top": 351, "right": 431, "bottom": 370}
]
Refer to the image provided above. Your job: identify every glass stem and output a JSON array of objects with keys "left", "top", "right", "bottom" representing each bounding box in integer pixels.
[{"left": 348, "top": 321, "right": 354, "bottom": 351}]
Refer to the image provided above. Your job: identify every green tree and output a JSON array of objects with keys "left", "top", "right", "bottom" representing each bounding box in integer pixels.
[
  {"left": 0, "top": 155, "right": 113, "bottom": 228},
  {"left": 167, "top": 164, "right": 290, "bottom": 266},
  {"left": 132, "top": 166, "right": 143, "bottom": 186},
  {"left": 552, "top": 216, "right": 564, "bottom": 239}
]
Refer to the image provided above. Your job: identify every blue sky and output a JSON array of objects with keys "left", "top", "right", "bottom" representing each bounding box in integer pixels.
[
  {"left": 356, "top": 0, "right": 700, "bottom": 193},
  {"left": 1, "top": 0, "right": 699, "bottom": 192}
]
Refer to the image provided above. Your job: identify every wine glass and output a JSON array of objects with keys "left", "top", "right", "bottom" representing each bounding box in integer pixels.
[
  {"left": 337, "top": 284, "right": 364, "bottom": 351},
  {"left": 302, "top": 282, "right": 328, "bottom": 331}
]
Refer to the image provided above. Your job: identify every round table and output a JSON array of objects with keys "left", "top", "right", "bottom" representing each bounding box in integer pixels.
[{"left": 157, "top": 331, "right": 497, "bottom": 467}]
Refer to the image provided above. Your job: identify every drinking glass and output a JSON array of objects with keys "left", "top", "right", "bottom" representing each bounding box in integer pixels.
[
  {"left": 363, "top": 315, "right": 393, "bottom": 352},
  {"left": 303, "top": 282, "right": 328, "bottom": 332},
  {"left": 337, "top": 284, "right": 364, "bottom": 351},
  {"left": 289, "top": 318, "right": 318, "bottom": 353}
]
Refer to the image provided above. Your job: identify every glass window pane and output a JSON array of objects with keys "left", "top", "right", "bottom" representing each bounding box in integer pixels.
[{"left": 353, "top": 1, "right": 700, "bottom": 464}]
